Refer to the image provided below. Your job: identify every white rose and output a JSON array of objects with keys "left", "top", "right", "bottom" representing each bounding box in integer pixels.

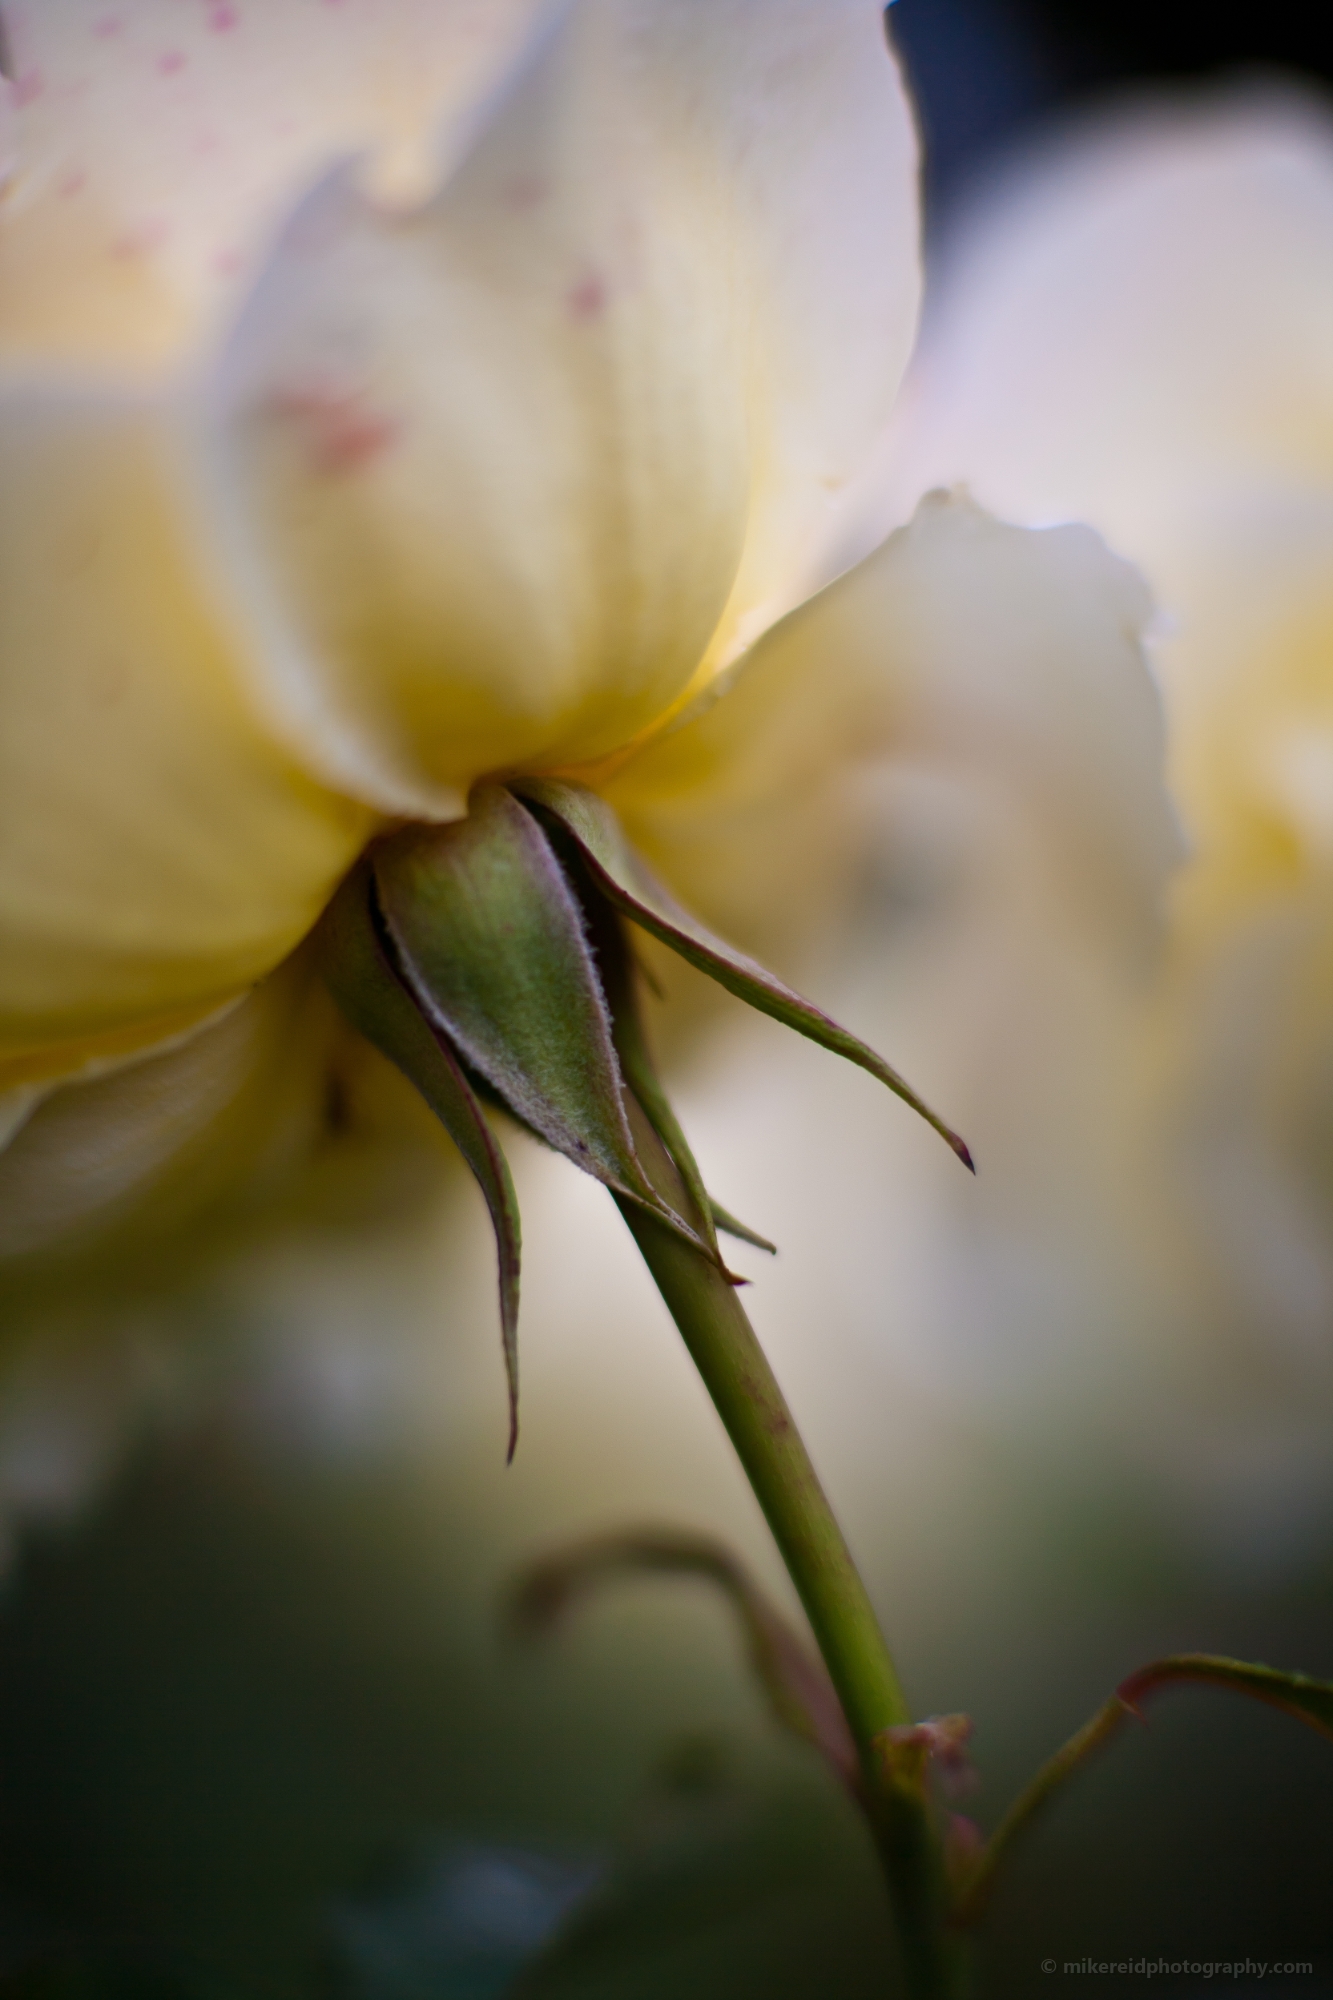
[{"left": 0, "top": 2, "right": 1173, "bottom": 1532}]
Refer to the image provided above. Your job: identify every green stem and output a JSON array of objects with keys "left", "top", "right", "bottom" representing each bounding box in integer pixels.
[{"left": 614, "top": 1114, "right": 963, "bottom": 1997}]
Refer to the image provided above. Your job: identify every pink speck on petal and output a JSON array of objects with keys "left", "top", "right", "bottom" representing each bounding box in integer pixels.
[
  {"left": 93, "top": 14, "right": 124, "bottom": 36},
  {"left": 157, "top": 49, "right": 187, "bottom": 75},
  {"left": 14, "top": 69, "right": 44, "bottom": 106},
  {"left": 272, "top": 383, "right": 401, "bottom": 478},
  {"left": 212, "top": 247, "right": 243, "bottom": 276},
  {"left": 503, "top": 174, "right": 547, "bottom": 211},
  {"left": 567, "top": 271, "right": 607, "bottom": 322},
  {"left": 58, "top": 170, "right": 88, "bottom": 198},
  {"left": 112, "top": 217, "right": 169, "bottom": 259},
  {"left": 208, "top": 4, "right": 239, "bottom": 29}
]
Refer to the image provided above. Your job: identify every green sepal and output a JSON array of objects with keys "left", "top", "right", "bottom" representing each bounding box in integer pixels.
[
  {"left": 314, "top": 861, "right": 524, "bottom": 1460},
  {"left": 710, "top": 1202, "right": 777, "bottom": 1256},
  {"left": 374, "top": 788, "right": 708, "bottom": 1255},
  {"left": 567, "top": 874, "right": 770, "bottom": 1277},
  {"left": 510, "top": 1526, "right": 859, "bottom": 1790},
  {"left": 513, "top": 778, "right": 974, "bottom": 1172},
  {"left": 951, "top": 1651, "right": 1333, "bottom": 1927}
]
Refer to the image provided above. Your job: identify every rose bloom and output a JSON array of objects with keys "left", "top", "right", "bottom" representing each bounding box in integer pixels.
[
  {"left": 839, "top": 84, "right": 1333, "bottom": 1563},
  {"left": 0, "top": 1, "right": 1172, "bottom": 1533}
]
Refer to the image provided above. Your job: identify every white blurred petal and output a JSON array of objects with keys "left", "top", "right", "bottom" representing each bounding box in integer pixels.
[
  {"left": 0, "top": 0, "right": 542, "bottom": 372},
  {"left": 777, "top": 493, "right": 1180, "bottom": 933},
  {"left": 0, "top": 958, "right": 471, "bottom": 1549},
  {"left": 835, "top": 93, "right": 1333, "bottom": 1550},
  {"left": 0, "top": 960, "right": 336, "bottom": 1270},
  {"left": 1137, "top": 487, "right": 1333, "bottom": 885},
  {"left": 883, "top": 89, "right": 1333, "bottom": 549}
]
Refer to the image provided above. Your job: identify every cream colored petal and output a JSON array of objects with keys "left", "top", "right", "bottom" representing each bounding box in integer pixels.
[
  {"left": 617, "top": 494, "right": 1180, "bottom": 947},
  {"left": 602, "top": 538, "right": 893, "bottom": 963},
  {"left": 0, "top": 0, "right": 542, "bottom": 373},
  {"left": 882, "top": 90, "right": 1333, "bottom": 556},
  {"left": 0, "top": 388, "right": 372, "bottom": 1086},
  {"left": 204, "top": 0, "right": 919, "bottom": 816}
]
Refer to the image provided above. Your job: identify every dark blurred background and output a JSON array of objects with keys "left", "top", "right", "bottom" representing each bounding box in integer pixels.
[
  {"left": 892, "top": 0, "right": 1333, "bottom": 214},
  {"left": 3, "top": 6, "right": 1333, "bottom": 1998}
]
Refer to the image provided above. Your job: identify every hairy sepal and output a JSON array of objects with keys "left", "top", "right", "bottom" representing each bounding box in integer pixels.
[
  {"left": 374, "top": 787, "right": 709, "bottom": 1253},
  {"left": 514, "top": 778, "right": 974, "bottom": 1170},
  {"left": 566, "top": 869, "right": 770, "bottom": 1279}
]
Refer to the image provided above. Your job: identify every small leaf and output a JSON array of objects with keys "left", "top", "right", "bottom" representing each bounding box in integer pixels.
[
  {"left": 948, "top": 1695, "right": 1127, "bottom": 1928},
  {"left": 374, "top": 788, "right": 706, "bottom": 1253},
  {"left": 951, "top": 1651, "right": 1333, "bottom": 1928},
  {"left": 710, "top": 1202, "right": 777, "bottom": 1257},
  {"left": 1117, "top": 1652, "right": 1333, "bottom": 1739},
  {"left": 315, "top": 862, "right": 524, "bottom": 1459},
  {"left": 513, "top": 779, "right": 974, "bottom": 1171},
  {"left": 510, "top": 1527, "right": 859, "bottom": 1791}
]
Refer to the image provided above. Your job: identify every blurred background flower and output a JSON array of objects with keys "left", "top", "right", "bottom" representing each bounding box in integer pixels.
[
  {"left": 873, "top": 80, "right": 1333, "bottom": 1550},
  {"left": 3, "top": 4, "right": 1333, "bottom": 1996}
]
